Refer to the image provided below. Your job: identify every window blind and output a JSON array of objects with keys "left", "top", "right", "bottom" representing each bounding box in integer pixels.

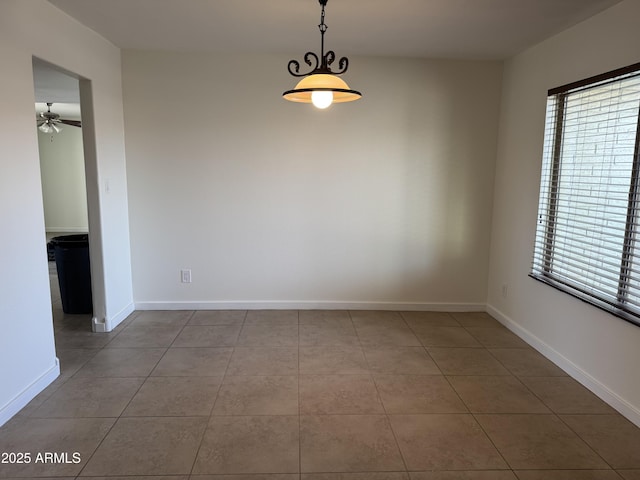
[{"left": 531, "top": 63, "right": 640, "bottom": 325}]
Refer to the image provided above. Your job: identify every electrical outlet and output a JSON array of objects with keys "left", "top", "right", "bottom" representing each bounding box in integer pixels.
[{"left": 181, "top": 269, "right": 192, "bottom": 283}]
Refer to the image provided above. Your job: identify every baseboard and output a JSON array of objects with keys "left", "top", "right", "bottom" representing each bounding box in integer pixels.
[
  {"left": 45, "top": 228, "right": 88, "bottom": 233},
  {"left": 93, "top": 302, "right": 135, "bottom": 332},
  {"left": 0, "top": 358, "right": 60, "bottom": 428},
  {"left": 487, "top": 303, "right": 640, "bottom": 428},
  {"left": 134, "top": 300, "right": 487, "bottom": 312}
]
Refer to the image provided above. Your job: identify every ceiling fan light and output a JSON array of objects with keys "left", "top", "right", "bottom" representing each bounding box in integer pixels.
[{"left": 36, "top": 103, "right": 79, "bottom": 134}]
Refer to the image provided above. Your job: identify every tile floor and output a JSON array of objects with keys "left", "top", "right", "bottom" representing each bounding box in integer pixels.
[{"left": 2, "top": 275, "right": 640, "bottom": 478}]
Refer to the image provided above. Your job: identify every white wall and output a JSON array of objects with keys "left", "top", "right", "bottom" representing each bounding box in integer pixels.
[
  {"left": 38, "top": 126, "right": 89, "bottom": 232},
  {"left": 122, "top": 51, "right": 503, "bottom": 309},
  {"left": 0, "top": 0, "right": 133, "bottom": 426},
  {"left": 487, "top": 0, "right": 640, "bottom": 425}
]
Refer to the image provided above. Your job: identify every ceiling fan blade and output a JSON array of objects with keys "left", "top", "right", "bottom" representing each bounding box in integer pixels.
[{"left": 59, "top": 119, "right": 82, "bottom": 128}]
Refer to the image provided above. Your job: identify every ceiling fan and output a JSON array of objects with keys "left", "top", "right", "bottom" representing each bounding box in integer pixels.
[{"left": 37, "top": 102, "right": 81, "bottom": 134}]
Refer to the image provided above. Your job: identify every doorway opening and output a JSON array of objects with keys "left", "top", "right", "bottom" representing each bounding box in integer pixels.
[{"left": 33, "top": 58, "right": 94, "bottom": 332}]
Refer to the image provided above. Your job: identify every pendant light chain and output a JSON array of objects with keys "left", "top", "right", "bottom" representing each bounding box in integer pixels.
[{"left": 319, "top": 0, "right": 327, "bottom": 62}]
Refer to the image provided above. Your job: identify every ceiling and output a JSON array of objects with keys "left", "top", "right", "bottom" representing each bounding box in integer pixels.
[
  {"left": 35, "top": 102, "right": 81, "bottom": 121},
  {"left": 48, "top": 0, "right": 621, "bottom": 60},
  {"left": 33, "top": 59, "right": 81, "bottom": 119},
  {"left": 37, "top": 0, "right": 621, "bottom": 115},
  {"left": 33, "top": 59, "right": 79, "bottom": 103}
]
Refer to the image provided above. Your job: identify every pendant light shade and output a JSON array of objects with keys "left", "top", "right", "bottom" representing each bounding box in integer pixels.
[
  {"left": 283, "top": 0, "right": 361, "bottom": 109},
  {"left": 283, "top": 74, "right": 361, "bottom": 108}
]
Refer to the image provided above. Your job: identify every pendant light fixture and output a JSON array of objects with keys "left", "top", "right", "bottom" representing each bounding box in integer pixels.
[{"left": 283, "top": 0, "right": 361, "bottom": 109}]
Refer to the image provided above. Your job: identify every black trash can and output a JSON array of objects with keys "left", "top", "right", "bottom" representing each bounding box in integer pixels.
[{"left": 51, "top": 234, "right": 93, "bottom": 314}]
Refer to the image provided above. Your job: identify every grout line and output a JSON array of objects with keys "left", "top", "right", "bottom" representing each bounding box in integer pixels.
[
  {"left": 553, "top": 412, "right": 618, "bottom": 471},
  {"left": 189, "top": 310, "right": 247, "bottom": 476},
  {"left": 468, "top": 410, "right": 513, "bottom": 472},
  {"left": 369, "top": 369, "right": 410, "bottom": 474}
]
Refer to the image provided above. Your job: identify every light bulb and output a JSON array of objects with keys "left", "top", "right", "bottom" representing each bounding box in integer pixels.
[
  {"left": 311, "top": 90, "right": 333, "bottom": 109},
  {"left": 39, "top": 123, "right": 52, "bottom": 133}
]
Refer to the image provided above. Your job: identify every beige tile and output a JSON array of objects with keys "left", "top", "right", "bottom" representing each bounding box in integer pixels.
[
  {"left": 299, "top": 322, "right": 360, "bottom": 346},
  {"left": 245, "top": 310, "right": 299, "bottom": 325},
  {"left": 106, "top": 325, "right": 182, "bottom": 348},
  {"left": 0, "top": 414, "right": 27, "bottom": 430},
  {"left": 464, "top": 327, "right": 530, "bottom": 348},
  {"left": 238, "top": 324, "right": 299, "bottom": 346},
  {"left": 189, "top": 310, "right": 247, "bottom": 325},
  {"left": 349, "top": 310, "right": 404, "bottom": 323},
  {"left": 410, "top": 472, "right": 517, "bottom": 480},
  {"left": 129, "top": 310, "right": 192, "bottom": 327},
  {"left": 476, "top": 414, "right": 607, "bottom": 469},
  {"left": 0, "top": 417, "right": 114, "bottom": 477},
  {"left": 76, "top": 347, "right": 166, "bottom": 377},
  {"left": 112, "top": 311, "right": 138, "bottom": 330},
  {"left": 300, "top": 346, "right": 369, "bottom": 374},
  {"left": 193, "top": 476, "right": 299, "bottom": 480},
  {"left": 172, "top": 325, "right": 241, "bottom": 347},
  {"left": 353, "top": 320, "right": 421, "bottom": 347},
  {"left": 414, "top": 326, "right": 481, "bottom": 347},
  {"left": 619, "top": 471, "right": 640, "bottom": 480},
  {"left": 300, "top": 375, "right": 384, "bottom": 414},
  {"left": 428, "top": 347, "right": 510, "bottom": 375},
  {"left": 4, "top": 478, "right": 77, "bottom": 480},
  {"left": 213, "top": 376, "right": 298, "bottom": 415},
  {"left": 227, "top": 347, "right": 299, "bottom": 375},
  {"left": 375, "top": 375, "right": 467, "bottom": 414},
  {"left": 514, "top": 471, "right": 622, "bottom": 480},
  {"left": 400, "top": 311, "right": 460, "bottom": 327},
  {"left": 300, "top": 414, "right": 404, "bottom": 472},
  {"left": 561, "top": 415, "right": 640, "bottom": 469},
  {"left": 82, "top": 417, "right": 207, "bottom": 476},
  {"left": 299, "top": 310, "right": 351, "bottom": 323},
  {"left": 448, "top": 376, "right": 550, "bottom": 413},
  {"left": 364, "top": 347, "right": 440, "bottom": 375},
  {"left": 520, "top": 377, "right": 616, "bottom": 414},
  {"left": 54, "top": 317, "right": 97, "bottom": 333},
  {"left": 151, "top": 347, "right": 232, "bottom": 376},
  {"left": 33, "top": 376, "right": 144, "bottom": 418},
  {"left": 55, "top": 330, "right": 115, "bottom": 349},
  {"left": 390, "top": 414, "right": 506, "bottom": 470},
  {"left": 451, "top": 312, "right": 502, "bottom": 327},
  {"left": 55, "top": 348, "right": 100, "bottom": 377},
  {"left": 123, "top": 376, "right": 222, "bottom": 416},
  {"left": 304, "top": 474, "right": 409, "bottom": 480},
  {"left": 193, "top": 415, "right": 299, "bottom": 474},
  {"left": 489, "top": 349, "right": 567, "bottom": 377},
  {"left": 78, "top": 477, "right": 188, "bottom": 480}
]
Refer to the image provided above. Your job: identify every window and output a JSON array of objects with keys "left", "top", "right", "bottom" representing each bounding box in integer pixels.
[{"left": 531, "top": 63, "right": 640, "bottom": 326}]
